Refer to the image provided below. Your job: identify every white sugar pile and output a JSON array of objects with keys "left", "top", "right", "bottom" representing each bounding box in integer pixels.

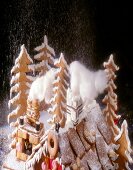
[
  {"left": 69, "top": 61, "right": 107, "bottom": 103},
  {"left": 28, "top": 68, "right": 56, "bottom": 103}
]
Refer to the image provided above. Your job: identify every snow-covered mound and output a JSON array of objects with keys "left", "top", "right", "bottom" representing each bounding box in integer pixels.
[
  {"left": 28, "top": 68, "right": 56, "bottom": 103},
  {"left": 69, "top": 61, "right": 107, "bottom": 103}
]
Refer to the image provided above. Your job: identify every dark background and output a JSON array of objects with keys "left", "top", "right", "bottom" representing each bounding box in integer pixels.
[{"left": 0, "top": 0, "right": 133, "bottom": 141}]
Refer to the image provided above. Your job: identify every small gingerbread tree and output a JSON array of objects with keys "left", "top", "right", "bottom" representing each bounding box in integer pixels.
[
  {"left": 102, "top": 54, "right": 121, "bottom": 139},
  {"left": 48, "top": 53, "right": 69, "bottom": 129},
  {"left": 34, "top": 35, "right": 55, "bottom": 76},
  {"left": 114, "top": 120, "right": 133, "bottom": 169},
  {"left": 8, "top": 45, "right": 34, "bottom": 125}
]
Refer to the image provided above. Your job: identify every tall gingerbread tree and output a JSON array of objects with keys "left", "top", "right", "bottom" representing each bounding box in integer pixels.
[
  {"left": 8, "top": 45, "right": 34, "bottom": 125},
  {"left": 102, "top": 54, "right": 121, "bottom": 138},
  {"left": 34, "top": 35, "right": 55, "bottom": 76},
  {"left": 48, "top": 53, "right": 69, "bottom": 129},
  {"left": 102, "top": 54, "right": 133, "bottom": 169}
]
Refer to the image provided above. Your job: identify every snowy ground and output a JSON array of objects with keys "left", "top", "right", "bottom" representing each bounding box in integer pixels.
[
  {"left": 0, "top": 96, "right": 12, "bottom": 169},
  {"left": 2, "top": 149, "right": 25, "bottom": 170}
]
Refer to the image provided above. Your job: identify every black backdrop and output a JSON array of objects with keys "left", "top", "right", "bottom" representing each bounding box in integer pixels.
[{"left": 0, "top": 0, "right": 133, "bottom": 140}]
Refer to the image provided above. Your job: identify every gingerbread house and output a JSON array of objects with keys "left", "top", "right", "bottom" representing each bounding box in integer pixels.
[
  {"left": 9, "top": 99, "right": 44, "bottom": 162},
  {"left": 25, "top": 55, "right": 132, "bottom": 170},
  {"left": 5, "top": 36, "right": 132, "bottom": 170}
]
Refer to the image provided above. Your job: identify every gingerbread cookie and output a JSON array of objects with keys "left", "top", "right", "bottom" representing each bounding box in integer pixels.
[
  {"left": 76, "top": 120, "right": 90, "bottom": 151},
  {"left": 87, "top": 148, "right": 102, "bottom": 170},
  {"left": 67, "top": 128, "right": 85, "bottom": 158},
  {"left": 47, "top": 130, "right": 58, "bottom": 159},
  {"left": 59, "top": 132, "right": 75, "bottom": 166}
]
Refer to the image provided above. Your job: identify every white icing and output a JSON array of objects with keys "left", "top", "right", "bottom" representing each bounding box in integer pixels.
[
  {"left": 64, "top": 68, "right": 70, "bottom": 77},
  {"left": 48, "top": 103, "right": 58, "bottom": 114},
  {"left": 34, "top": 51, "right": 44, "bottom": 60},
  {"left": 10, "top": 73, "right": 20, "bottom": 84},
  {"left": 10, "top": 83, "right": 19, "bottom": 98},
  {"left": 125, "top": 162, "right": 131, "bottom": 170},
  {"left": 27, "top": 75, "right": 36, "bottom": 82},
  {"left": 26, "top": 82, "right": 31, "bottom": 88},
  {"left": 104, "top": 54, "right": 119, "bottom": 71},
  {"left": 8, "top": 92, "right": 21, "bottom": 108},
  {"left": 35, "top": 60, "right": 51, "bottom": 71},
  {"left": 28, "top": 64, "right": 35, "bottom": 72},
  {"left": 15, "top": 44, "right": 33, "bottom": 65},
  {"left": 54, "top": 53, "right": 69, "bottom": 70},
  {"left": 34, "top": 35, "right": 55, "bottom": 56},
  {"left": 63, "top": 78, "right": 69, "bottom": 87},
  {"left": 8, "top": 105, "right": 21, "bottom": 123},
  {"left": 47, "top": 52, "right": 55, "bottom": 63},
  {"left": 11, "top": 63, "right": 19, "bottom": 74},
  {"left": 125, "top": 150, "right": 133, "bottom": 164},
  {"left": 53, "top": 76, "right": 61, "bottom": 84},
  {"left": 28, "top": 68, "right": 56, "bottom": 103},
  {"left": 115, "top": 120, "right": 133, "bottom": 163}
]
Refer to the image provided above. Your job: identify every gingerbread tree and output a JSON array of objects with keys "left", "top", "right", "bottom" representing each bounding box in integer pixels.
[
  {"left": 34, "top": 35, "right": 55, "bottom": 76},
  {"left": 8, "top": 45, "right": 34, "bottom": 125},
  {"left": 48, "top": 53, "right": 69, "bottom": 129},
  {"left": 102, "top": 54, "right": 121, "bottom": 139},
  {"left": 114, "top": 120, "right": 133, "bottom": 169},
  {"left": 102, "top": 54, "right": 133, "bottom": 169}
]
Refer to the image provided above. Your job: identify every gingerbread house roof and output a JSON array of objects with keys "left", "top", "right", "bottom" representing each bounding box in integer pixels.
[{"left": 25, "top": 101, "right": 133, "bottom": 170}]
